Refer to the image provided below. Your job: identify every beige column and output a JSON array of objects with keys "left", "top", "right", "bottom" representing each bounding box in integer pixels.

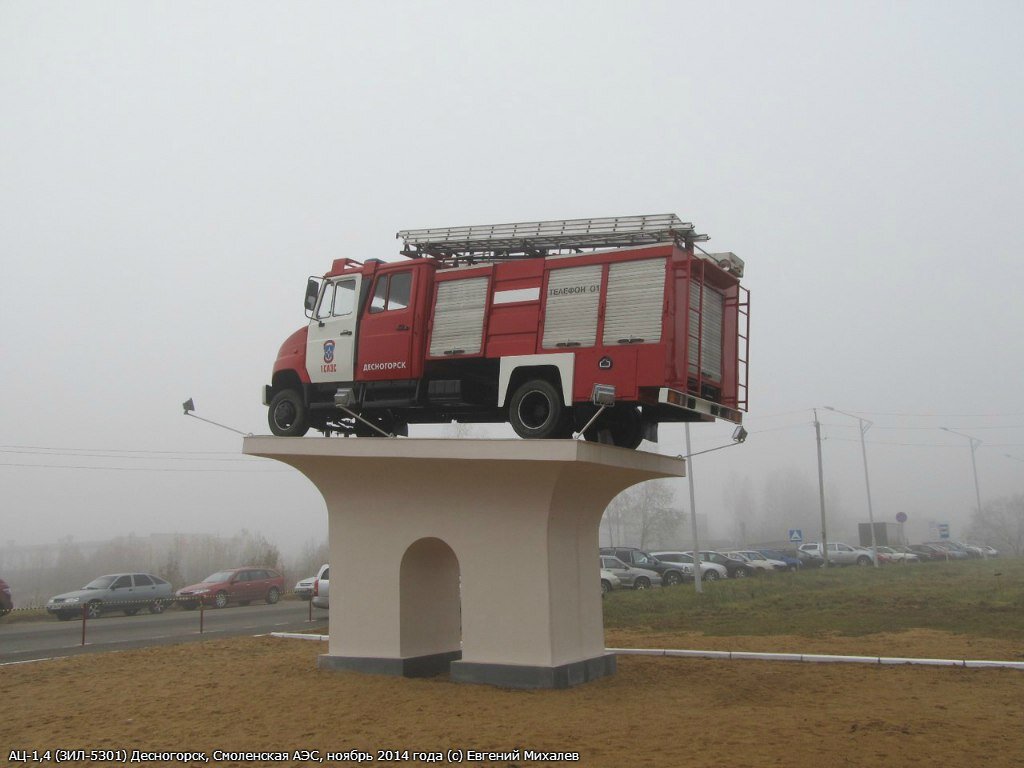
[{"left": 243, "top": 437, "right": 684, "bottom": 689}]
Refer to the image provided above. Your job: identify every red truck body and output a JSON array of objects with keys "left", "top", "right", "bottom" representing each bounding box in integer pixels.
[{"left": 264, "top": 214, "right": 748, "bottom": 448}]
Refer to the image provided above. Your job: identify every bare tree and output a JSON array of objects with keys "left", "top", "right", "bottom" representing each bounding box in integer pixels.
[
  {"left": 602, "top": 480, "right": 680, "bottom": 550},
  {"left": 968, "top": 494, "right": 1024, "bottom": 557}
]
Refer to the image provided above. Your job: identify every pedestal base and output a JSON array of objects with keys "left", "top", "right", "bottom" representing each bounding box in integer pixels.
[
  {"left": 318, "top": 650, "right": 462, "bottom": 678},
  {"left": 450, "top": 653, "right": 617, "bottom": 689},
  {"left": 245, "top": 437, "right": 683, "bottom": 688}
]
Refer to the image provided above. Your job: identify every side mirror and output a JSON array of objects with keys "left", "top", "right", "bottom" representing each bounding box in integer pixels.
[{"left": 305, "top": 278, "right": 321, "bottom": 317}]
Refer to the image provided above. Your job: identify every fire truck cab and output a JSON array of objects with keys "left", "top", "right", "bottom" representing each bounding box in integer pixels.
[{"left": 264, "top": 214, "right": 749, "bottom": 448}]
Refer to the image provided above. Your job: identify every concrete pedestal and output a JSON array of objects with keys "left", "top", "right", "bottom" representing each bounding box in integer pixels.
[{"left": 243, "top": 437, "right": 684, "bottom": 689}]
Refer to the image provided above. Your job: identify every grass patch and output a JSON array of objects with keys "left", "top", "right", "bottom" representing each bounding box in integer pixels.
[{"left": 602, "top": 559, "right": 1024, "bottom": 638}]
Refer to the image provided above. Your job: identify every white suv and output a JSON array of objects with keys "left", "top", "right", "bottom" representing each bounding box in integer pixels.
[
  {"left": 799, "top": 542, "right": 873, "bottom": 566},
  {"left": 311, "top": 564, "right": 330, "bottom": 609}
]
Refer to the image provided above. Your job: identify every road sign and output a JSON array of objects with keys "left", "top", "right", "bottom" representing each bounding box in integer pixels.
[
  {"left": 938, "top": 523, "right": 950, "bottom": 540},
  {"left": 896, "top": 512, "right": 908, "bottom": 523},
  {"left": 788, "top": 529, "right": 803, "bottom": 543}
]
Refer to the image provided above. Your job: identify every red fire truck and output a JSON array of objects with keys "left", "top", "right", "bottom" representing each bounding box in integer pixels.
[{"left": 264, "top": 214, "right": 749, "bottom": 448}]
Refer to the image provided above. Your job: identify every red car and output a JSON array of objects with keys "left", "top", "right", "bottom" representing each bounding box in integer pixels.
[
  {"left": 175, "top": 567, "right": 284, "bottom": 609},
  {"left": 0, "top": 578, "right": 12, "bottom": 617}
]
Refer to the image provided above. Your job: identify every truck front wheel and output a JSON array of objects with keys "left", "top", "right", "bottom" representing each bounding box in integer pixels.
[
  {"left": 268, "top": 389, "right": 310, "bottom": 437},
  {"left": 509, "top": 379, "right": 567, "bottom": 439}
]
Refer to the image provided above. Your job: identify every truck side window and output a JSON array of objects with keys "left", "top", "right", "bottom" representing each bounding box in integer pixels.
[
  {"left": 370, "top": 276, "right": 389, "bottom": 313},
  {"left": 387, "top": 272, "right": 411, "bottom": 310},
  {"left": 332, "top": 279, "right": 355, "bottom": 317},
  {"left": 369, "top": 272, "right": 412, "bottom": 313},
  {"left": 316, "top": 283, "right": 335, "bottom": 320}
]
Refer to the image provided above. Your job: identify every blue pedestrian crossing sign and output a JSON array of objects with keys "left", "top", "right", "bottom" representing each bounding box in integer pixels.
[{"left": 788, "top": 529, "right": 803, "bottom": 543}]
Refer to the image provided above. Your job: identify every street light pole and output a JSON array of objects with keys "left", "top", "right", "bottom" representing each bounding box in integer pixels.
[
  {"left": 825, "top": 407, "right": 878, "bottom": 567},
  {"left": 684, "top": 423, "right": 702, "bottom": 594},
  {"left": 941, "top": 427, "right": 983, "bottom": 514},
  {"left": 674, "top": 425, "right": 747, "bottom": 593},
  {"left": 813, "top": 409, "right": 830, "bottom": 567}
]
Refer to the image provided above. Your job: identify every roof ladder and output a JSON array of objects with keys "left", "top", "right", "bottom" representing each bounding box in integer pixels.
[{"left": 397, "top": 213, "right": 708, "bottom": 264}]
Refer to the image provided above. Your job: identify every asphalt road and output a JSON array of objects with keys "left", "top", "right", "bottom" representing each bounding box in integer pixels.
[{"left": 0, "top": 601, "right": 329, "bottom": 665}]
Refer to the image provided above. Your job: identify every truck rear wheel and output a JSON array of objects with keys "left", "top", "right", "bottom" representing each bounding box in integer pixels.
[
  {"left": 268, "top": 389, "right": 310, "bottom": 437},
  {"left": 611, "top": 406, "right": 643, "bottom": 449},
  {"left": 509, "top": 379, "right": 567, "bottom": 439}
]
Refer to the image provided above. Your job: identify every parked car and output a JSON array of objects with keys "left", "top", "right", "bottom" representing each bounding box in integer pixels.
[
  {"left": 0, "top": 578, "right": 12, "bottom": 617},
  {"left": 650, "top": 551, "right": 728, "bottom": 581},
  {"left": 599, "top": 556, "right": 662, "bottom": 590},
  {"left": 311, "top": 564, "right": 330, "bottom": 609},
  {"left": 600, "top": 547, "right": 689, "bottom": 586},
  {"left": 294, "top": 575, "right": 316, "bottom": 600},
  {"left": 795, "top": 548, "right": 825, "bottom": 569},
  {"left": 46, "top": 573, "right": 173, "bottom": 620},
  {"left": 926, "top": 542, "right": 969, "bottom": 560},
  {"left": 799, "top": 542, "right": 874, "bottom": 566},
  {"left": 600, "top": 569, "right": 622, "bottom": 594},
  {"left": 908, "top": 544, "right": 949, "bottom": 561},
  {"left": 175, "top": 567, "right": 284, "bottom": 609},
  {"left": 727, "top": 550, "right": 785, "bottom": 573},
  {"left": 756, "top": 549, "right": 802, "bottom": 571},
  {"left": 875, "top": 546, "right": 919, "bottom": 563},
  {"left": 690, "top": 550, "right": 754, "bottom": 578}
]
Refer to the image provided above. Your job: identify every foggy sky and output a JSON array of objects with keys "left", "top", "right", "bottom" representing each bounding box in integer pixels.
[{"left": 2, "top": 1, "right": 1022, "bottom": 558}]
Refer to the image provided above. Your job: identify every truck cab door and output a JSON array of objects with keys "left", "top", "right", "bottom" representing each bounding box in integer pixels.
[
  {"left": 357, "top": 263, "right": 428, "bottom": 381},
  {"left": 307, "top": 276, "right": 361, "bottom": 384}
]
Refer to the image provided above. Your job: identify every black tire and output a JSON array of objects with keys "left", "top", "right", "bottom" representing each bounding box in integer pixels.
[
  {"left": 633, "top": 577, "right": 651, "bottom": 590},
  {"left": 213, "top": 591, "right": 229, "bottom": 609},
  {"left": 601, "top": 579, "right": 612, "bottom": 595},
  {"left": 857, "top": 555, "right": 871, "bottom": 566},
  {"left": 732, "top": 567, "right": 748, "bottom": 579},
  {"left": 610, "top": 406, "right": 644, "bottom": 449},
  {"left": 123, "top": 607, "right": 140, "bottom": 616},
  {"left": 509, "top": 379, "right": 566, "bottom": 439},
  {"left": 86, "top": 602, "right": 102, "bottom": 620},
  {"left": 662, "top": 570, "right": 683, "bottom": 586},
  {"left": 148, "top": 600, "right": 166, "bottom": 615},
  {"left": 268, "top": 389, "right": 310, "bottom": 437},
  {"left": 265, "top": 587, "right": 280, "bottom": 605},
  {"left": 703, "top": 569, "right": 720, "bottom": 582}
]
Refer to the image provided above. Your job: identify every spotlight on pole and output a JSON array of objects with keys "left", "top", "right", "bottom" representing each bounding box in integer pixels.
[{"left": 181, "top": 397, "right": 251, "bottom": 436}]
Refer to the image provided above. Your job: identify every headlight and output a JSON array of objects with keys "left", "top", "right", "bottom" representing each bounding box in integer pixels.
[
  {"left": 194, "top": 589, "right": 211, "bottom": 594},
  {"left": 64, "top": 597, "right": 80, "bottom": 604}
]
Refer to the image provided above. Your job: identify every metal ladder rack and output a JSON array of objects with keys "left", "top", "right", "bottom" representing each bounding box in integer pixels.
[{"left": 397, "top": 213, "right": 708, "bottom": 263}]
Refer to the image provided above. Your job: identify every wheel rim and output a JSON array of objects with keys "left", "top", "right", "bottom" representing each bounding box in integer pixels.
[
  {"left": 215, "top": 592, "right": 228, "bottom": 608},
  {"left": 87, "top": 603, "right": 101, "bottom": 619},
  {"left": 273, "top": 401, "right": 297, "bottom": 430},
  {"left": 151, "top": 601, "right": 165, "bottom": 613},
  {"left": 517, "top": 390, "right": 553, "bottom": 431},
  {"left": 268, "top": 588, "right": 279, "bottom": 604}
]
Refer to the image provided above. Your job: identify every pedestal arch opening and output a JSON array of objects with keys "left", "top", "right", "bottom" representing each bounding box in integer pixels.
[{"left": 400, "top": 537, "right": 462, "bottom": 664}]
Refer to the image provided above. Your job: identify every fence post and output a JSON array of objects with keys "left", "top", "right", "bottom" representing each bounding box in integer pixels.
[
  {"left": 199, "top": 599, "right": 205, "bottom": 634},
  {"left": 81, "top": 603, "right": 87, "bottom": 646}
]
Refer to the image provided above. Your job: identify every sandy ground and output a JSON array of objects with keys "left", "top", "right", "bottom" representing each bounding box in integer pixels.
[{"left": 2, "top": 628, "right": 1022, "bottom": 768}]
